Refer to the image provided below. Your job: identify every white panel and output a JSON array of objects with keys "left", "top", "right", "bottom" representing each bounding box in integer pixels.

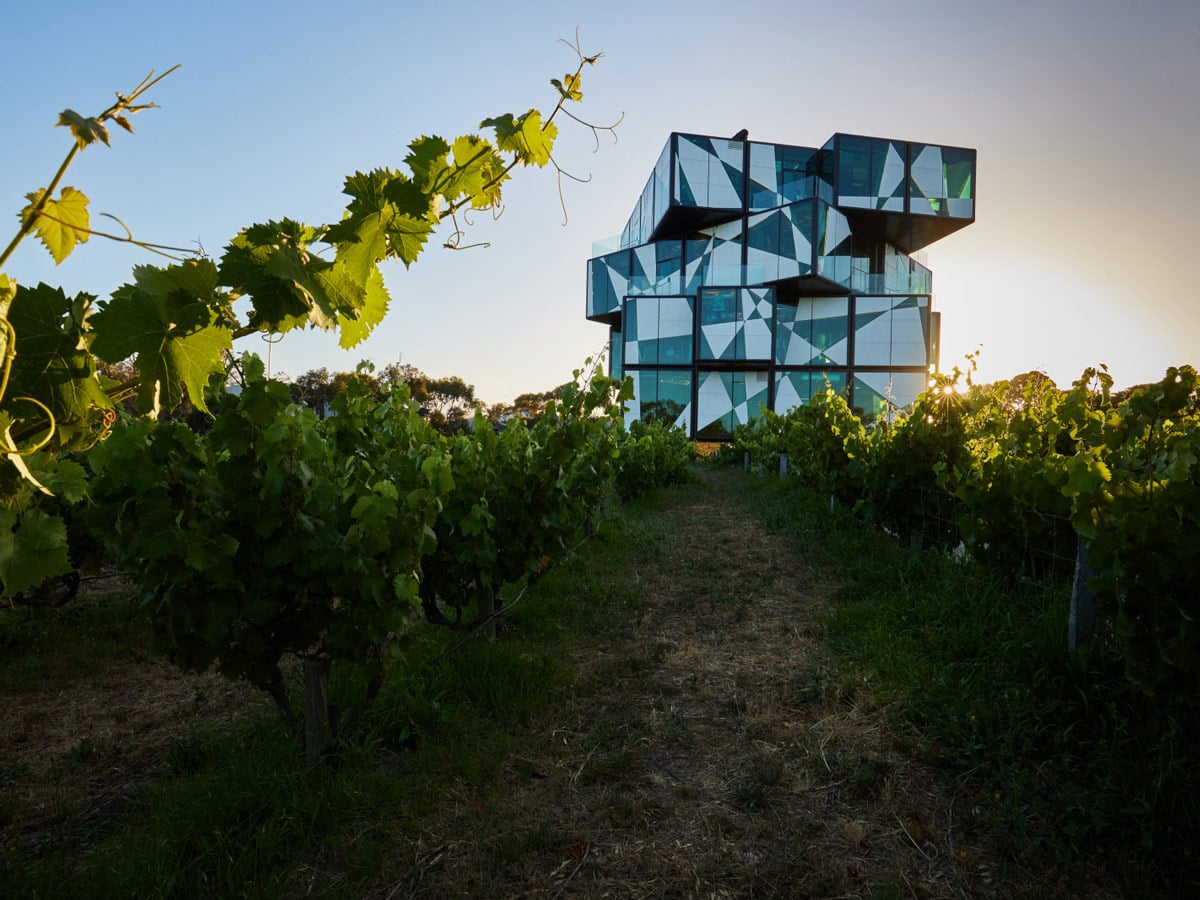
[
  {"left": 855, "top": 311, "right": 893, "bottom": 366},
  {"left": 881, "top": 143, "right": 906, "bottom": 197},
  {"left": 891, "top": 307, "right": 927, "bottom": 365},
  {"left": 743, "top": 319, "right": 773, "bottom": 359},
  {"left": 774, "top": 374, "right": 803, "bottom": 411},
  {"left": 658, "top": 297, "right": 693, "bottom": 339},
  {"left": 703, "top": 322, "right": 736, "bottom": 359},
  {"left": 911, "top": 145, "right": 943, "bottom": 197},
  {"left": 696, "top": 372, "right": 732, "bottom": 432},
  {"left": 677, "top": 154, "right": 711, "bottom": 206}
]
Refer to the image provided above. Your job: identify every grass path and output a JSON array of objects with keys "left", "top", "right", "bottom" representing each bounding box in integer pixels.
[
  {"left": 5, "top": 467, "right": 1123, "bottom": 897},
  {"left": 382, "top": 467, "right": 1016, "bottom": 898}
]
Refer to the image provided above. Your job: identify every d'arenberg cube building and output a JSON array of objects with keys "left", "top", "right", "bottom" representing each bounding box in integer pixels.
[{"left": 586, "top": 132, "right": 976, "bottom": 438}]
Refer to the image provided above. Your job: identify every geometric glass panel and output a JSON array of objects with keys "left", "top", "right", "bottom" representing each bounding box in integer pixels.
[
  {"left": 909, "top": 144, "right": 975, "bottom": 218},
  {"left": 624, "top": 296, "right": 694, "bottom": 366},
  {"left": 675, "top": 134, "right": 745, "bottom": 210},
  {"left": 776, "top": 297, "right": 849, "bottom": 365},
  {"left": 695, "top": 370, "right": 770, "bottom": 440},
  {"left": 699, "top": 287, "right": 773, "bottom": 361},
  {"left": 628, "top": 369, "right": 693, "bottom": 431},
  {"left": 837, "top": 135, "right": 906, "bottom": 212}
]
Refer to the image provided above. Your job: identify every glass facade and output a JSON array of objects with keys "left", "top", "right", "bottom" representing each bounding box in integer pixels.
[{"left": 590, "top": 131, "right": 975, "bottom": 437}]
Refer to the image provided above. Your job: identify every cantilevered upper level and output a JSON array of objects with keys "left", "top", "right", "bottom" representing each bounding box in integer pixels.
[{"left": 617, "top": 132, "right": 975, "bottom": 253}]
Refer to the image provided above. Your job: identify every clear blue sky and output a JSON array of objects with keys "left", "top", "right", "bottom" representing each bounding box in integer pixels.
[{"left": 3, "top": 0, "right": 1197, "bottom": 403}]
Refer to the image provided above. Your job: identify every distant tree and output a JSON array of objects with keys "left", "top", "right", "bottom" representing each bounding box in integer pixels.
[
  {"left": 331, "top": 369, "right": 381, "bottom": 401},
  {"left": 377, "top": 364, "right": 478, "bottom": 434},
  {"left": 290, "top": 368, "right": 337, "bottom": 418},
  {"left": 379, "top": 362, "right": 429, "bottom": 405},
  {"left": 511, "top": 383, "right": 568, "bottom": 421},
  {"left": 486, "top": 400, "right": 515, "bottom": 423},
  {"left": 424, "top": 376, "right": 477, "bottom": 434}
]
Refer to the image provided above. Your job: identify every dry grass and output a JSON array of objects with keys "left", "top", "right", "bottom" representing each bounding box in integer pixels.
[
  {"left": 0, "top": 575, "right": 268, "bottom": 856},
  {"left": 369, "top": 469, "right": 1091, "bottom": 899}
]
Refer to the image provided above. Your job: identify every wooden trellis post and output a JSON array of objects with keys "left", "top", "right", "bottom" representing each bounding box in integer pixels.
[{"left": 1069, "top": 537, "right": 1097, "bottom": 650}]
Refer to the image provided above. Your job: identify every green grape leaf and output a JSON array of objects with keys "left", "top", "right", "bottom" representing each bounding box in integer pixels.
[
  {"left": 440, "top": 135, "right": 499, "bottom": 206},
  {"left": 481, "top": 110, "right": 556, "bottom": 167},
  {"left": 56, "top": 109, "right": 111, "bottom": 149},
  {"left": 405, "top": 135, "right": 451, "bottom": 193},
  {"left": 43, "top": 457, "right": 90, "bottom": 504},
  {"left": 480, "top": 113, "right": 518, "bottom": 147},
  {"left": 1064, "top": 454, "right": 1112, "bottom": 497},
  {"left": 336, "top": 268, "right": 390, "bottom": 349},
  {"left": 220, "top": 219, "right": 319, "bottom": 334},
  {"left": 380, "top": 177, "right": 436, "bottom": 266},
  {"left": 91, "top": 265, "right": 232, "bottom": 416},
  {"left": 550, "top": 72, "right": 582, "bottom": 102},
  {"left": 22, "top": 186, "right": 90, "bottom": 264},
  {"left": 3, "top": 283, "right": 110, "bottom": 428},
  {"left": 0, "top": 508, "right": 71, "bottom": 596},
  {"left": 326, "top": 171, "right": 434, "bottom": 269}
]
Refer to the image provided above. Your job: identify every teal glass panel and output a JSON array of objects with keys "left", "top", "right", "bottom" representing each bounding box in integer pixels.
[
  {"left": 853, "top": 296, "right": 931, "bottom": 366},
  {"left": 773, "top": 370, "right": 813, "bottom": 411},
  {"left": 674, "top": 134, "right": 744, "bottom": 210},
  {"left": 625, "top": 296, "right": 694, "bottom": 366},
  {"left": 748, "top": 143, "right": 819, "bottom": 210},
  {"left": 852, "top": 375, "right": 891, "bottom": 420},
  {"left": 653, "top": 139, "right": 672, "bottom": 225},
  {"left": 811, "top": 298, "right": 849, "bottom": 365},
  {"left": 684, "top": 221, "right": 744, "bottom": 291},
  {"left": 657, "top": 240, "right": 683, "bottom": 290},
  {"left": 636, "top": 369, "right": 692, "bottom": 428},
  {"left": 837, "top": 135, "right": 906, "bottom": 212},
  {"left": 774, "top": 302, "right": 811, "bottom": 365},
  {"left": 699, "top": 289, "right": 737, "bottom": 360},
  {"left": 816, "top": 203, "right": 852, "bottom": 286},
  {"left": 695, "top": 371, "right": 769, "bottom": 440},
  {"left": 909, "top": 144, "right": 975, "bottom": 218},
  {"left": 699, "top": 288, "right": 772, "bottom": 361},
  {"left": 892, "top": 296, "right": 930, "bottom": 365},
  {"left": 587, "top": 250, "right": 629, "bottom": 318},
  {"left": 854, "top": 296, "right": 893, "bottom": 366},
  {"left": 776, "top": 297, "right": 849, "bottom": 365},
  {"left": 851, "top": 372, "right": 925, "bottom": 420},
  {"left": 655, "top": 371, "right": 692, "bottom": 427}
]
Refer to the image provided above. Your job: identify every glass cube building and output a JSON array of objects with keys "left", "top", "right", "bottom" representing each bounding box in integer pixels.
[{"left": 586, "top": 132, "right": 976, "bottom": 438}]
